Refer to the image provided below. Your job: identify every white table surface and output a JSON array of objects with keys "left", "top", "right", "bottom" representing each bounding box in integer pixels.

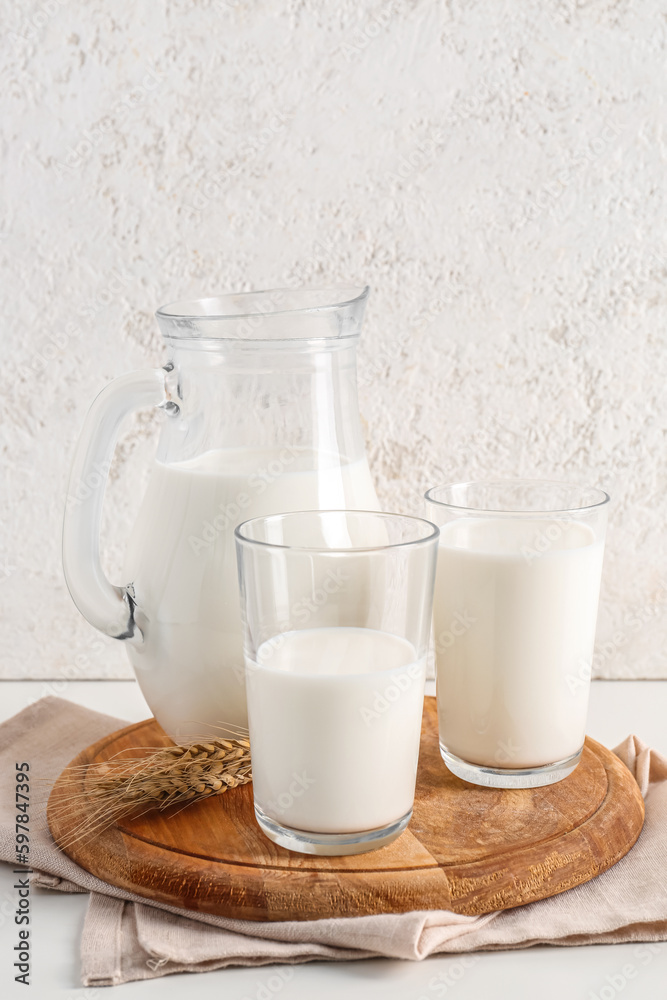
[{"left": 1, "top": 678, "right": 666, "bottom": 998}]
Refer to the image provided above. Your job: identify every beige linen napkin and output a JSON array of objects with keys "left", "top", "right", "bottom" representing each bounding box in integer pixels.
[{"left": 1, "top": 697, "right": 666, "bottom": 986}]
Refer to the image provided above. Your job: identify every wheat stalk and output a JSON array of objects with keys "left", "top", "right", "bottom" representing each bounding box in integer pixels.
[{"left": 53, "top": 734, "right": 252, "bottom": 849}]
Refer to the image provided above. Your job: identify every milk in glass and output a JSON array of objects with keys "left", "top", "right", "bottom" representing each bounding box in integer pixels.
[
  {"left": 246, "top": 627, "right": 426, "bottom": 833},
  {"left": 434, "top": 518, "right": 604, "bottom": 768}
]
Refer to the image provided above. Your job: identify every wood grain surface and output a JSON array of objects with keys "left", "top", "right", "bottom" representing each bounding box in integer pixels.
[{"left": 47, "top": 697, "right": 645, "bottom": 921}]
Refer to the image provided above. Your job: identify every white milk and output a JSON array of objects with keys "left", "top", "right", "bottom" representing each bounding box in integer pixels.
[
  {"left": 247, "top": 627, "right": 426, "bottom": 834},
  {"left": 122, "top": 449, "right": 378, "bottom": 740},
  {"left": 434, "top": 518, "right": 605, "bottom": 769}
]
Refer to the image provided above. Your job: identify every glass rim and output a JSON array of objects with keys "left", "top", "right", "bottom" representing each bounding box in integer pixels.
[
  {"left": 424, "top": 479, "right": 611, "bottom": 516},
  {"left": 234, "top": 509, "right": 440, "bottom": 553},
  {"left": 156, "top": 285, "right": 369, "bottom": 324}
]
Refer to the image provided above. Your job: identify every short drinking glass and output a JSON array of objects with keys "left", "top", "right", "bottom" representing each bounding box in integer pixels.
[
  {"left": 425, "top": 481, "right": 609, "bottom": 788},
  {"left": 235, "top": 510, "right": 439, "bottom": 855}
]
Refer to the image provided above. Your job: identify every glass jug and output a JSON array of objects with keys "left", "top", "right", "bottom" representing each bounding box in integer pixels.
[{"left": 63, "top": 287, "right": 379, "bottom": 739}]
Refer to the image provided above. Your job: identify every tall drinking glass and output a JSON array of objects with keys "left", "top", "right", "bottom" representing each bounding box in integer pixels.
[
  {"left": 235, "top": 510, "right": 438, "bottom": 855},
  {"left": 425, "top": 481, "right": 609, "bottom": 788}
]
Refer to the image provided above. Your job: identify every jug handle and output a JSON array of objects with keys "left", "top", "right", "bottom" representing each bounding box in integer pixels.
[{"left": 62, "top": 367, "right": 173, "bottom": 643}]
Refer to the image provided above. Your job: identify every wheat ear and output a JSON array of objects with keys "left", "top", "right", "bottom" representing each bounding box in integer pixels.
[{"left": 52, "top": 735, "right": 252, "bottom": 849}]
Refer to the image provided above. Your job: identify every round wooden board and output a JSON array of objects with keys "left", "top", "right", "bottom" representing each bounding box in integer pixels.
[{"left": 47, "top": 697, "right": 644, "bottom": 921}]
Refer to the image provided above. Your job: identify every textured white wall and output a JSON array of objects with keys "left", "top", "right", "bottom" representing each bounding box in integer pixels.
[{"left": 2, "top": 0, "right": 666, "bottom": 680}]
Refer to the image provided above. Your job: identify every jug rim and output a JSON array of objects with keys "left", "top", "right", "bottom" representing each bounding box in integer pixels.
[
  {"left": 156, "top": 286, "right": 370, "bottom": 344},
  {"left": 155, "top": 285, "right": 370, "bottom": 322}
]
